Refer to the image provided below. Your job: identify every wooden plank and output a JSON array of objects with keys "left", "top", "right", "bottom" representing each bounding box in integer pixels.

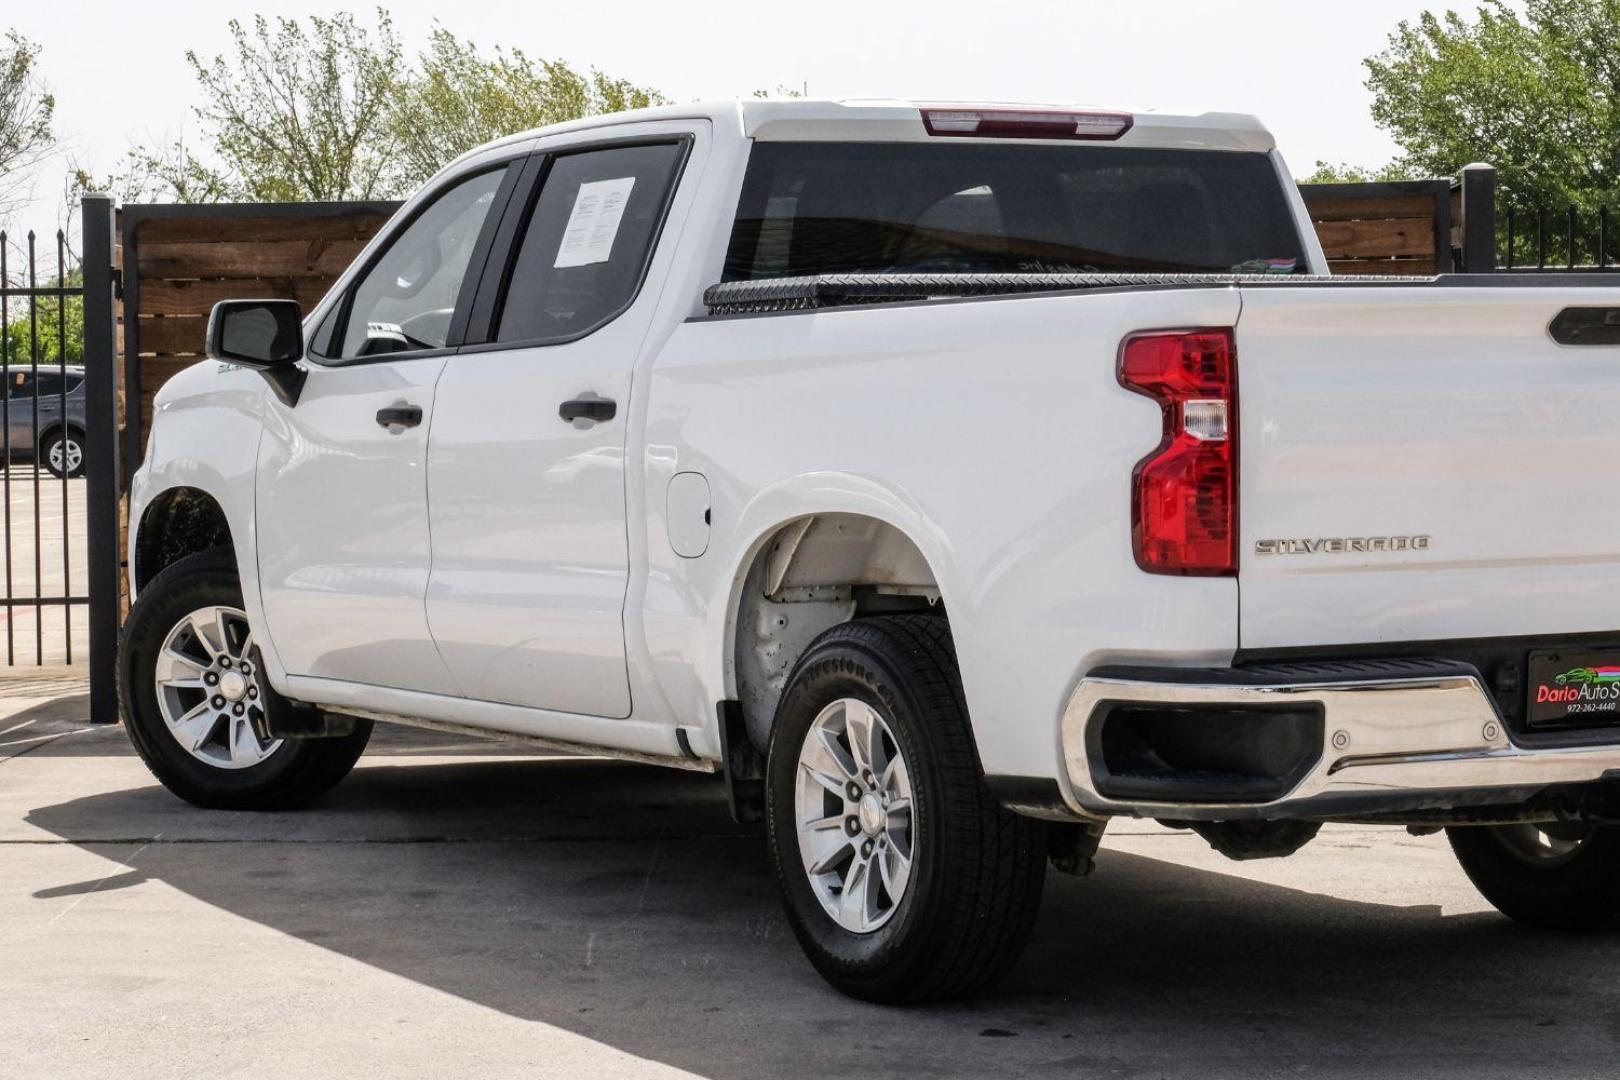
[
  {"left": 138, "top": 277, "right": 333, "bottom": 317},
  {"left": 138, "top": 238, "right": 369, "bottom": 279},
  {"left": 1300, "top": 192, "right": 1436, "bottom": 221},
  {"left": 135, "top": 316, "right": 208, "bottom": 356},
  {"left": 1312, "top": 218, "right": 1435, "bottom": 259},
  {"left": 136, "top": 212, "right": 394, "bottom": 246},
  {"left": 1327, "top": 257, "right": 1437, "bottom": 275},
  {"left": 139, "top": 356, "right": 206, "bottom": 383}
]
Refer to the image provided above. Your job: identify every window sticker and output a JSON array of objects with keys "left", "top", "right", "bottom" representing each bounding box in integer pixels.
[{"left": 554, "top": 176, "right": 637, "bottom": 268}]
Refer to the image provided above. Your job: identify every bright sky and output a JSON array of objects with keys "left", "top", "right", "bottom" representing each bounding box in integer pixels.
[{"left": 6, "top": 0, "right": 1463, "bottom": 233}]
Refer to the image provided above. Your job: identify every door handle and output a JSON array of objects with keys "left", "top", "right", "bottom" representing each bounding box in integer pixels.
[
  {"left": 559, "top": 396, "right": 617, "bottom": 425},
  {"left": 375, "top": 405, "right": 423, "bottom": 429}
]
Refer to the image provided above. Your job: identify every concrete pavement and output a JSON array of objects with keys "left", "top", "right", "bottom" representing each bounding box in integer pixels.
[
  {"left": 0, "top": 472, "right": 88, "bottom": 666},
  {"left": 3, "top": 684, "right": 1618, "bottom": 1079}
]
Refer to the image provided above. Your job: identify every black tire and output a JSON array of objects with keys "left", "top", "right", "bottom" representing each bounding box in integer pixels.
[
  {"left": 118, "top": 548, "right": 372, "bottom": 810},
  {"left": 42, "top": 428, "right": 84, "bottom": 479},
  {"left": 765, "top": 614, "right": 1047, "bottom": 1003},
  {"left": 1448, "top": 823, "right": 1620, "bottom": 930}
]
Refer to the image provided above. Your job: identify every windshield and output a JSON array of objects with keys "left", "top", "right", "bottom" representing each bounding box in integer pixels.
[{"left": 724, "top": 142, "right": 1307, "bottom": 279}]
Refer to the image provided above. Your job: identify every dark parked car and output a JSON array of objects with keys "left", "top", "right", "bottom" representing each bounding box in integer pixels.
[{"left": 3, "top": 366, "right": 86, "bottom": 478}]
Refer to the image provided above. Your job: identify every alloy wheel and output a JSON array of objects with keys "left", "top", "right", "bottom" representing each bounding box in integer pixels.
[
  {"left": 794, "top": 697, "right": 915, "bottom": 933},
  {"left": 48, "top": 437, "right": 82, "bottom": 476},
  {"left": 153, "top": 605, "right": 280, "bottom": 769}
]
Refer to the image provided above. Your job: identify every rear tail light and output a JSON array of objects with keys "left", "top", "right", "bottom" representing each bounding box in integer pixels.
[
  {"left": 920, "top": 108, "right": 1133, "bottom": 141},
  {"left": 1118, "top": 330, "right": 1237, "bottom": 576}
]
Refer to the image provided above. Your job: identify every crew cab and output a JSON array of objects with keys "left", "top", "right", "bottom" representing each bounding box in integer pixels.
[{"left": 118, "top": 99, "right": 1620, "bottom": 1003}]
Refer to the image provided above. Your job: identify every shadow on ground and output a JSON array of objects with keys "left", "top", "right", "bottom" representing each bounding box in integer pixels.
[{"left": 23, "top": 735, "right": 1620, "bottom": 1078}]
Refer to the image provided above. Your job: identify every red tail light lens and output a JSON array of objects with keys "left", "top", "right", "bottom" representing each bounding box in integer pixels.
[{"left": 1118, "top": 330, "right": 1237, "bottom": 576}]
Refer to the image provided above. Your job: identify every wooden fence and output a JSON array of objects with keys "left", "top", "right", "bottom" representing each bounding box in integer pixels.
[
  {"left": 113, "top": 177, "right": 1491, "bottom": 471},
  {"left": 1297, "top": 179, "right": 1456, "bottom": 276},
  {"left": 120, "top": 202, "right": 399, "bottom": 474}
]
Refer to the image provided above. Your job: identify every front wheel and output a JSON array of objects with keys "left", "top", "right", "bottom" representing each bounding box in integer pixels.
[
  {"left": 118, "top": 548, "right": 372, "bottom": 810},
  {"left": 1448, "top": 822, "right": 1620, "bottom": 930},
  {"left": 765, "top": 615, "right": 1047, "bottom": 1003}
]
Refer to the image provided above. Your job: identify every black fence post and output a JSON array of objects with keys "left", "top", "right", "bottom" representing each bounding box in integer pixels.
[
  {"left": 81, "top": 196, "right": 121, "bottom": 724},
  {"left": 1458, "top": 163, "right": 1498, "bottom": 272}
]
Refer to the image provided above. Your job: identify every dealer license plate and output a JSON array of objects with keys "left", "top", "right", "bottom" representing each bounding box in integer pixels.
[{"left": 1527, "top": 649, "right": 1620, "bottom": 728}]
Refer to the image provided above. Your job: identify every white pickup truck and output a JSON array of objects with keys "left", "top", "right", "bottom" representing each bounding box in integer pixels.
[{"left": 119, "top": 99, "right": 1620, "bottom": 1003}]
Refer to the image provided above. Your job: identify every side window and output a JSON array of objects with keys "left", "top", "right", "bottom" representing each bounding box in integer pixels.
[
  {"left": 494, "top": 142, "right": 685, "bottom": 345},
  {"left": 333, "top": 167, "right": 507, "bottom": 359}
]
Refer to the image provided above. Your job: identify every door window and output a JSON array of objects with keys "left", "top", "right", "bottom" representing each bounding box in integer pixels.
[
  {"left": 331, "top": 167, "right": 508, "bottom": 359},
  {"left": 493, "top": 142, "right": 686, "bottom": 345}
]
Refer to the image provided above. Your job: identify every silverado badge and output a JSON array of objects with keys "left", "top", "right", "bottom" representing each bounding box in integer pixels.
[{"left": 1254, "top": 536, "right": 1432, "bottom": 556}]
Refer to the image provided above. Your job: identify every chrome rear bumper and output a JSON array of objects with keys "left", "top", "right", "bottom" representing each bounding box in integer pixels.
[{"left": 1059, "top": 667, "right": 1620, "bottom": 821}]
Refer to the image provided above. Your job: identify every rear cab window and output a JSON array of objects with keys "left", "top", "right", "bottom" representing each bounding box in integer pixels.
[{"left": 723, "top": 142, "right": 1306, "bottom": 279}]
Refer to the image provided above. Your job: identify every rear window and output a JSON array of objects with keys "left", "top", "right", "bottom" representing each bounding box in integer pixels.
[
  {"left": 723, "top": 142, "right": 1306, "bottom": 279},
  {"left": 5, "top": 372, "right": 81, "bottom": 399}
]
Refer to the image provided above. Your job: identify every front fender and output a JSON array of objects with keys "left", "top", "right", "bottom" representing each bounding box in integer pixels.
[{"left": 129, "top": 362, "right": 284, "bottom": 683}]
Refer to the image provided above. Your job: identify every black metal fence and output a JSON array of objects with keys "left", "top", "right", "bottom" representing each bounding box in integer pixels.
[
  {"left": 0, "top": 197, "right": 121, "bottom": 722},
  {"left": 1503, "top": 205, "right": 1620, "bottom": 271},
  {"left": 0, "top": 227, "right": 85, "bottom": 666}
]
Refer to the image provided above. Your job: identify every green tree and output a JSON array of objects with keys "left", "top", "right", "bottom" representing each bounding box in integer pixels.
[
  {"left": 180, "top": 10, "right": 404, "bottom": 201},
  {"left": 2, "top": 281, "right": 82, "bottom": 370},
  {"left": 119, "top": 138, "right": 240, "bottom": 204},
  {"left": 0, "top": 30, "right": 55, "bottom": 222},
  {"left": 387, "top": 27, "right": 665, "bottom": 187},
  {"left": 1300, "top": 161, "right": 1419, "bottom": 185},
  {"left": 1363, "top": 1, "right": 1620, "bottom": 213}
]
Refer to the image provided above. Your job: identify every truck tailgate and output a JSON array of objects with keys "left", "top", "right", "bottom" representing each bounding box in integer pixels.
[{"left": 1236, "top": 283, "right": 1620, "bottom": 649}]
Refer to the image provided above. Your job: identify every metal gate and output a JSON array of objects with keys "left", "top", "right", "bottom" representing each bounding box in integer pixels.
[
  {"left": 1, "top": 225, "right": 87, "bottom": 665},
  {"left": 0, "top": 198, "right": 120, "bottom": 724}
]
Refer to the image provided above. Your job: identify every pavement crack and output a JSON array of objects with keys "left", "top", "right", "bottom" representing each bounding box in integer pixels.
[
  {"left": 0, "top": 726, "right": 99, "bottom": 764},
  {"left": 48, "top": 835, "right": 158, "bottom": 924}
]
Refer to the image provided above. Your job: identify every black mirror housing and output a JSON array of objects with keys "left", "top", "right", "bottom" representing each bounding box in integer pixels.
[
  {"left": 206, "top": 299, "right": 307, "bottom": 406},
  {"left": 207, "top": 299, "right": 304, "bottom": 366}
]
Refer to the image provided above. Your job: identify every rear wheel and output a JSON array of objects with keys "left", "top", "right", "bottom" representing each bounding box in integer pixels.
[
  {"left": 1448, "top": 822, "right": 1620, "bottom": 930},
  {"left": 765, "top": 615, "right": 1047, "bottom": 1003},
  {"left": 119, "top": 549, "right": 372, "bottom": 809},
  {"left": 42, "top": 428, "right": 84, "bottom": 478}
]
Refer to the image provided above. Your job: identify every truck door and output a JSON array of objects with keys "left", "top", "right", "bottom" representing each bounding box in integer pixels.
[
  {"left": 255, "top": 161, "right": 519, "bottom": 693},
  {"left": 424, "top": 129, "right": 696, "bottom": 717}
]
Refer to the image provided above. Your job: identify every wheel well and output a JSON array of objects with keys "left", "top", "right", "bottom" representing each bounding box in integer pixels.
[
  {"left": 731, "top": 514, "right": 946, "bottom": 753},
  {"left": 37, "top": 421, "right": 82, "bottom": 443},
  {"left": 135, "top": 487, "right": 234, "bottom": 591}
]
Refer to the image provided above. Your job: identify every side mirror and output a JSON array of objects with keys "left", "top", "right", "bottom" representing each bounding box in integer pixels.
[{"left": 206, "top": 299, "right": 307, "bottom": 406}]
